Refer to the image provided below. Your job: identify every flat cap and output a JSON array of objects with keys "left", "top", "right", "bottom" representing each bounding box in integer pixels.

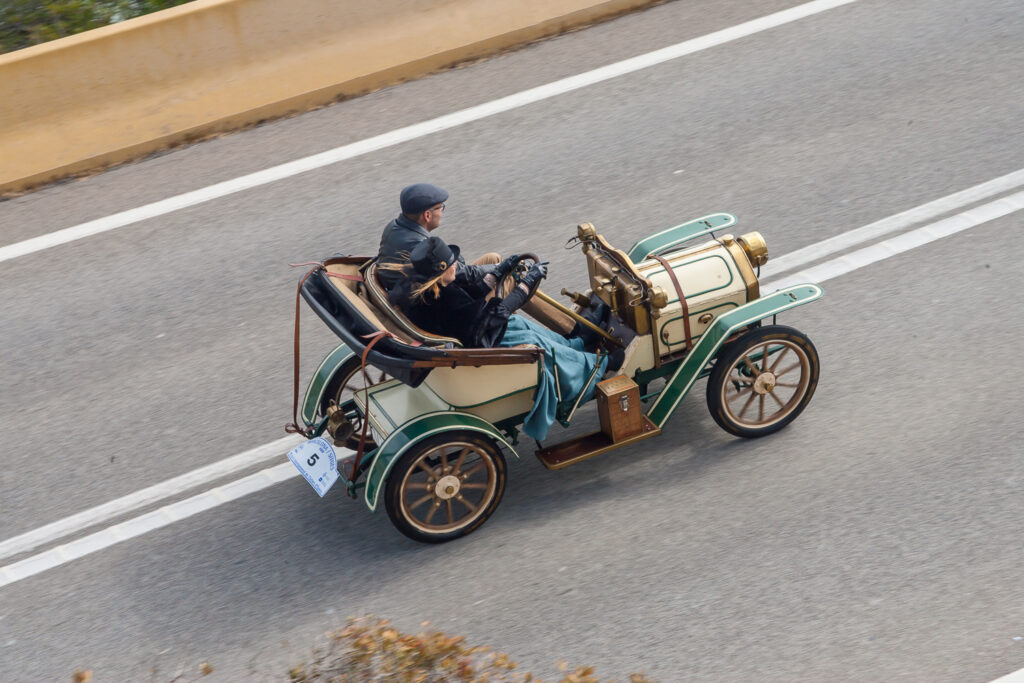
[
  {"left": 400, "top": 183, "right": 449, "bottom": 214},
  {"left": 411, "top": 235, "right": 461, "bottom": 276}
]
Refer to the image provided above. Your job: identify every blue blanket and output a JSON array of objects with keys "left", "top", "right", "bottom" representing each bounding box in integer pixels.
[{"left": 499, "top": 315, "right": 607, "bottom": 441}]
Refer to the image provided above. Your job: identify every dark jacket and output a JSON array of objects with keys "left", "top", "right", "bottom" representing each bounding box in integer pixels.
[
  {"left": 389, "top": 270, "right": 513, "bottom": 348},
  {"left": 376, "top": 215, "right": 493, "bottom": 290}
]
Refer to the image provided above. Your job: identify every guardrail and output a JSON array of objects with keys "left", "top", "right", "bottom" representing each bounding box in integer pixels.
[{"left": 0, "top": 0, "right": 659, "bottom": 196}]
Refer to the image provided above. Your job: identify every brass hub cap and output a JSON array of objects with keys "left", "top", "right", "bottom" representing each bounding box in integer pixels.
[
  {"left": 721, "top": 339, "right": 811, "bottom": 428},
  {"left": 434, "top": 475, "right": 461, "bottom": 500},
  {"left": 753, "top": 372, "right": 777, "bottom": 394},
  {"left": 398, "top": 441, "right": 498, "bottom": 534}
]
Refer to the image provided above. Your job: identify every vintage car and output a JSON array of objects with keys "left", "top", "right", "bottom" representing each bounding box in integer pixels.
[{"left": 285, "top": 213, "right": 822, "bottom": 543}]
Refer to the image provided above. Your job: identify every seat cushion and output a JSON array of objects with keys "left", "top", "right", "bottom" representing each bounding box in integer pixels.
[{"left": 362, "top": 262, "right": 463, "bottom": 347}]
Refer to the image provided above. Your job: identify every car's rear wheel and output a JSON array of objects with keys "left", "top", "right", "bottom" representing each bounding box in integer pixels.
[
  {"left": 319, "top": 357, "right": 388, "bottom": 451},
  {"left": 706, "top": 325, "right": 819, "bottom": 438},
  {"left": 384, "top": 432, "right": 507, "bottom": 543}
]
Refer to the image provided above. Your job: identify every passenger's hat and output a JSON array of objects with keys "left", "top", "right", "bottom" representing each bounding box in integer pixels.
[
  {"left": 410, "top": 235, "right": 460, "bottom": 276},
  {"left": 400, "top": 183, "right": 449, "bottom": 214}
]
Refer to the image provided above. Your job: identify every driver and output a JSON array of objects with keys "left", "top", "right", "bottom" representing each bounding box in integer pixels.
[
  {"left": 376, "top": 183, "right": 582, "bottom": 336},
  {"left": 384, "top": 235, "right": 623, "bottom": 441}
]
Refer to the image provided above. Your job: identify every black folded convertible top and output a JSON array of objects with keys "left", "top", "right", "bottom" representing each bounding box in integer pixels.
[{"left": 300, "top": 267, "right": 541, "bottom": 388}]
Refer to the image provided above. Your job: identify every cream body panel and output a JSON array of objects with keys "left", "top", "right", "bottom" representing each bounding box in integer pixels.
[
  {"left": 637, "top": 241, "right": 749, "bottom": 353},
  {"left": 356, "top": 363, "right": 541, "bottom": 438},
  {"left": 459, "top": 392, "right": 537, "bottom": 424},
  {"left": 423, "top": 363, "right": 540, "bottom": 422},
  {"left": 619, "top": 335, "right": 656, "bottom": 377},
  {"left": 356, "top": 380, "right": 449, "bottom": 442}
]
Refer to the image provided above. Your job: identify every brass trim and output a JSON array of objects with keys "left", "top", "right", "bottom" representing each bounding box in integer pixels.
[
  {"left": 535, "top": 416, "right": 661, "bottom": 470},
  {"left": 737, "top": 231, "right": 768, "bottom": 266},
  {"left": 722, "top": 240, "right": 760, "bottom": 301},
  {"left": 535, "top": 290, "right": 622, "bottom": 346}
]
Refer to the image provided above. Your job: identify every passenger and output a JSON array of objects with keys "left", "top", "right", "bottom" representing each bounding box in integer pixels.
[
  {"left": 376, "top": 182, "right": 578, "bottom": 336},
  {"left": 384, "top": 235, "right": 623, "bottom": 441}
]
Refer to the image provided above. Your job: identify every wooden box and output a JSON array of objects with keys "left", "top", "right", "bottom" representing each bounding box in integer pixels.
[{"left": 597, "top": 375, "right": 644, "bottom": 442}]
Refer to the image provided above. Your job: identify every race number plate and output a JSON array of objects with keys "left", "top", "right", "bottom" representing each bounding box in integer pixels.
[{"left": 287, "top": 437, "right": 339, "bottom": 497}]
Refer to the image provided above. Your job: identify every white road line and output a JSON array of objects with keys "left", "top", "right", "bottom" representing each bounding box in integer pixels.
[
  {"left": 0, "top": 463, "right": 299, "bottom": 589},
  {"left": 761, "top": 168, "right": 1024, "bottom": 279},
  {"left": 991, "top": 668, "right": 1024, "bottom": 683},
  {"left": 0, "top": 434, "right": 302, "bottom": 562},
  {"left": 0, "top": 0, "right": 857, "bottom": 265},
  {"left": 766, "top": 189, "right": 1024, "bottom": 291},
  {"left": 2, "top": 187, "right": 1021, "bottom": 590}
]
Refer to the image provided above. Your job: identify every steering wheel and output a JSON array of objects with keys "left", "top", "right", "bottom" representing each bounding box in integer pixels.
[{"left": 507, "top": 252, "right": 543, "bottom": 300}]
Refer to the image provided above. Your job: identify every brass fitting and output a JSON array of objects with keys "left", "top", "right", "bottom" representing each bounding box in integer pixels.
[
  {"left": 648, "top": 286, "right": 669, "bottom": 310},
  {"left": 325, "top": 403, "right": 355, "bottom": 447},
  {"left": 561, "top": 288, "right": 592, "bottom": 308},
  {"left": 737, "top": 231, "right": 769, "bottom": 267}
]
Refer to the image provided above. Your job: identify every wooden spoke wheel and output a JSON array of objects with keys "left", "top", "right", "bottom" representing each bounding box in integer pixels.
[
  {"left": 319, "top": 356, "right": 388, "bottom": 451},
  {"left": 707, "top": 325, "right": 819, "bottom": 438},
  {"left": 384, "top": 432, "right": 507, "bottom": 543}
]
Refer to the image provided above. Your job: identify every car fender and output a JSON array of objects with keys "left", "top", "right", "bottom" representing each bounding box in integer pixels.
[
  {"left": 626, "top": 212, "right": 736, "bottom": 263},
  {"left": 363, "top": 411, "right": 517, "bottom": 512},
  {"left": 646, "top": 283, "right": 824, "bottom": 428},
  {"left": 300, "top": 343, "right": 356, "bottom": 427}
]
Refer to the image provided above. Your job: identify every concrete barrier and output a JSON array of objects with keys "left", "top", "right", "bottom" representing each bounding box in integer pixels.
[{"left": 0, "top": 0, "right": 661, "bottom": 196}]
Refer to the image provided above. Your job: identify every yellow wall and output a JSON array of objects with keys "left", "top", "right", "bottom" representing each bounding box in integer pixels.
[{"left": 0, "top": 0, "right": 659, "bottom": 195}]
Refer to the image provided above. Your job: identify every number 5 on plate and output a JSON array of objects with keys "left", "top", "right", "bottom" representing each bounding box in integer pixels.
[{"left": 287, "top": 437, "right": 339, "bottom": 497}]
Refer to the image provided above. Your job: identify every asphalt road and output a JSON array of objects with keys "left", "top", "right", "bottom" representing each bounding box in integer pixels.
[{"left": 1, "top": 0, "right": 1022, "bottom": 679}]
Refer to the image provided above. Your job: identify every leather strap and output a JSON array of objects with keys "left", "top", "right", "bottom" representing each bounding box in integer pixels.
[
  {"left": 652, "top": 253, "right": 692, "bottom": 352},
  {"left": 285, "top": 265, "right": 325, "bottom": 436},
  {"left": 348, "top": 330, "right": 393, "bottom": 479}
]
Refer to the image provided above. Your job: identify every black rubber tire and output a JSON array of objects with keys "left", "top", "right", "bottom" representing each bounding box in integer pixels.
[
  {"left": 384, "top": 431, "right": 507, "bottom": 543},
  {"left": 318, "top": 356, "right": 383, "bottom": 451},
  {"left": 706, "top": 325, "right": 819, "bottom": 438}
]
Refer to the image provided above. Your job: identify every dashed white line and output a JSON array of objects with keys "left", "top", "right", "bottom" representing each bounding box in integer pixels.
[{"left": 0, "top": 0, "right": 857, "bottom": 265}]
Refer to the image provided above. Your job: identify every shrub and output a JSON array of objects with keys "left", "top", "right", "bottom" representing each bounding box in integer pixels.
[
  {"left": 0, "top": 0, "right": 194, "bottom": 54},
  {"left": 288, "top": 616, "right": 654, "bottom": 683}
]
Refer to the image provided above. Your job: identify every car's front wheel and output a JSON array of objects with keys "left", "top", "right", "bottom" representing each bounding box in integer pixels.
[{"left": 706, "top": 325, "right": 819, "bottom": 438}]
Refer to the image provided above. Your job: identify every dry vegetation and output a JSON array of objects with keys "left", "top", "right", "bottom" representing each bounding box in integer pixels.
[
  {"left": 288, "top": 617, "right": 655, "bottom": 683},
  {"left": 74, "top": 616, "right": 654, "bottom": 682}
]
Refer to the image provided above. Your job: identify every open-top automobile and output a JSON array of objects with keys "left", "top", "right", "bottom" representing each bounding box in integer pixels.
[{"left": 285, "top": 213, "right": 822, "bottom": 542}]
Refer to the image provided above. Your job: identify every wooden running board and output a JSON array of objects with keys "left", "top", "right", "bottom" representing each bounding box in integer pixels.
[{"left": 535, "top": 416, "right": 661, "bottom": 470}]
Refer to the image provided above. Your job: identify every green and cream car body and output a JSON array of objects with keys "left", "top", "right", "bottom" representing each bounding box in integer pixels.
[{"left": 291, "top": 213, "right": 822, "bottom": 543}]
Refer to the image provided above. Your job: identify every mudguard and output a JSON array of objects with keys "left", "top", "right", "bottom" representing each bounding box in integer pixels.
[
  {"left": 363, "top": 411, "right": 518, "bottom": 512},
  {"left": 646, "top": 283, "right": 824, "bottom": 428},
  {"left": 300, "top": 343, "right": 356, "bottom": 427},
  {"left": 626, "top": 213, "right": 736, "bottom": 263}
]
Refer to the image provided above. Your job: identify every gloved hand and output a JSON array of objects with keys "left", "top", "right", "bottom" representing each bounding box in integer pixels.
[
  {"left": 492, "top": 254, "right": 520, "bottom": 281},
  {"left": 518, "top": 261, "right": 548, "bottom": 289}
]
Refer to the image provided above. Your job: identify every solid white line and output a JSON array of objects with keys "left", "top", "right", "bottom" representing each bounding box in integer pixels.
[
  {"left": 766, "top": 190, "right": 1024, "bottom": 291},
  {"left": 991, "top": 668, "right": 1024, "bottom": 683},
  {"left": 0, "top": 434, "right": 303, "bottom": 562},
  {"left": 0, "top": 0, "right": 857, "bottom": 265},
  {"left": 2, "top": 187, "right": 1021, "bottom": 590},
  {"left": 0, "top": 463, "right": 299, "bottom": 589},
  {"left": 761, "top": 168, "right": 1024, "bottom": 279}
]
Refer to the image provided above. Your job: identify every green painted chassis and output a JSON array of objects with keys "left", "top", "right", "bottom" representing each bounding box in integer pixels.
[{"left": 298, "top": 215, "right": 823, "bottom": 509}]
